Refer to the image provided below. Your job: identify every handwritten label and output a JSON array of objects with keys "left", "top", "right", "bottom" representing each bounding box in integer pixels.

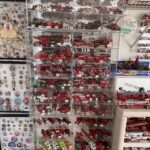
[
  {"left": 117, "top": 15, "right": 137, "bottom": 36},
  {"left": 124, "top": 83, "right": 139, "bottom": 90}
]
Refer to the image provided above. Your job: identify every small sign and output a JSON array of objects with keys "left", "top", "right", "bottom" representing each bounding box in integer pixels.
[{"left": 117, "top": 15, "right": 137, "bottom": 36}]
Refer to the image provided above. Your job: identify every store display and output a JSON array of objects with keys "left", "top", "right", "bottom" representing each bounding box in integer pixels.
[
  {"left": 0, "top": 63, "right": 29, "bottom": 112},
  {"left": 34, "top": 117, "right": 73, "bottom": 150},
  {"left": 0, "top": 117, "right": 34, "bottom": 150},
  {"left": 116, "top": 77, "right": 150, "bottom": 109},
  {"left": 117, "top": 89, "right": 150, "bottom": 109},
  {"left": 28, "top": 0, "right": 122, "bottom": 31},
  {"left": 26, "top": 0, "right": 121, "bottom": 149},
  {"left": 31, "top": 31, "right": 115, "bottom": 149},
  {"left": 125, "top": 117, "right": 150, "bottom": 143},
  {"left": 0, "top": 2, "right": 26, "bottom": 59},
  {"left": 1, "top": 0, "right": 150, "bottom": 150}
]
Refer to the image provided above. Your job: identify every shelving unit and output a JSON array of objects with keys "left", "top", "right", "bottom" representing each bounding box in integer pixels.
[
  {"left": 112, "top": 106, "right": 150, "bottom": 150},
  {"left": 113, "top": 2, "right": 150, "bottom": 150},
  {"left": 124, "top": 148, "right": 150, "bottom": 150},
  {"left": 26, "top": 0, "right": 121, "bottom": 149}
]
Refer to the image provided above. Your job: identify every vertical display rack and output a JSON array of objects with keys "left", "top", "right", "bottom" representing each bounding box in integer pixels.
[{"left": 26, "top": 0, "right": 121, "bottom": 149}]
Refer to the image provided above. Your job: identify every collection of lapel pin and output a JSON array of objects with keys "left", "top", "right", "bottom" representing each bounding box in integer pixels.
[
  {"left": 0, "top": 64, "right": 30, "bottom": 112},
  {"left": 0, "top": 2, "right": 26, "bottom": 59},
  {"left": 0, "top": 118, "right": 34, "bottom": 150},
  {"left": 137, "top": 14, "right": 150, "bottom": 61},
  {"left": 124, "top": 148, "right": 150, "bottom": 150},
  {"left": 0, "top": 2, "right": 34, "bottom": 150}
]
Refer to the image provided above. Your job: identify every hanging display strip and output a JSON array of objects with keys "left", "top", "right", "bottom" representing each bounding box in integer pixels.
[
  {"left": 28, "top": 0, "right": 122, "bottom": 31},
  {"left": 0, "top": 117, "right": 34, "bottom": 150},
  {"left": 34, "top": 117, "right": 112, "bottom": 150},
  {"left": 28, "top": 0, "right": 118, "bottom": 7},
  {"left": 0, "top": 63, "right": 30, "bottom": 112},
  {"left": 31, "top": 38, "right": 114, "bottom": 121},
  {"left": 31, "top": 32, "right": 114, "bottom": 118},
  {"left": 0, "top": 1, "right": 27, "bottom": 59}
]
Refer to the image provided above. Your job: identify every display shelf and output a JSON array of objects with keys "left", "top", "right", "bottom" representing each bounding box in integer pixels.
[
  {"left": 0, "top": 59, "right": 27, "bottom": 64},
  {"left": 115, "top": 104, "right": 150, "bottom": 118},
  {"left": 33, "top": 114, "right": 114, "bottom": 119},
  {"left": 28, "top": 9, "right": 118, "bottom": 16},
  {"left": 26, "top": 0, "right": 121, "bottom": 149},
  {"left": 27, "top": 1, "right": 122, "bottom": 32},
  {"left": 0, "top": 111, "right": 30, "bottom": 117},
  {"left": 0, "top": 0, "right": 25, "bottom": 1},
  {"left": 124, "top": 148, "right": 150, "bottom": 150},
  {"left": 28, "top": 46, "right": 119, "bottom": 50},
  {"left": 33, "top": 76, "right": 71, "bottom": 80},
  {"left": 116, "top": 76, "right": 150, "bottom": 110},
  {"left": 112, "top": 105, "right": 150, "bottom": 150},
  {"left": 28, "top": 28, "right": 106, "bottom": 33},
  {"left": 124, "top": 142, "right": 150, "bottom": 148}
]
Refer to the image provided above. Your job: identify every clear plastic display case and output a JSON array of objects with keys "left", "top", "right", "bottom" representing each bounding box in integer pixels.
[{"left": 26, "top": 0, "right": 121, "bottom": 149}]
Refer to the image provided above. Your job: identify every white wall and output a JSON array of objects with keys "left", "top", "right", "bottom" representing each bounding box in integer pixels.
[{"left": 118, "top": 9, "right": 150, "bottom": 61}]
